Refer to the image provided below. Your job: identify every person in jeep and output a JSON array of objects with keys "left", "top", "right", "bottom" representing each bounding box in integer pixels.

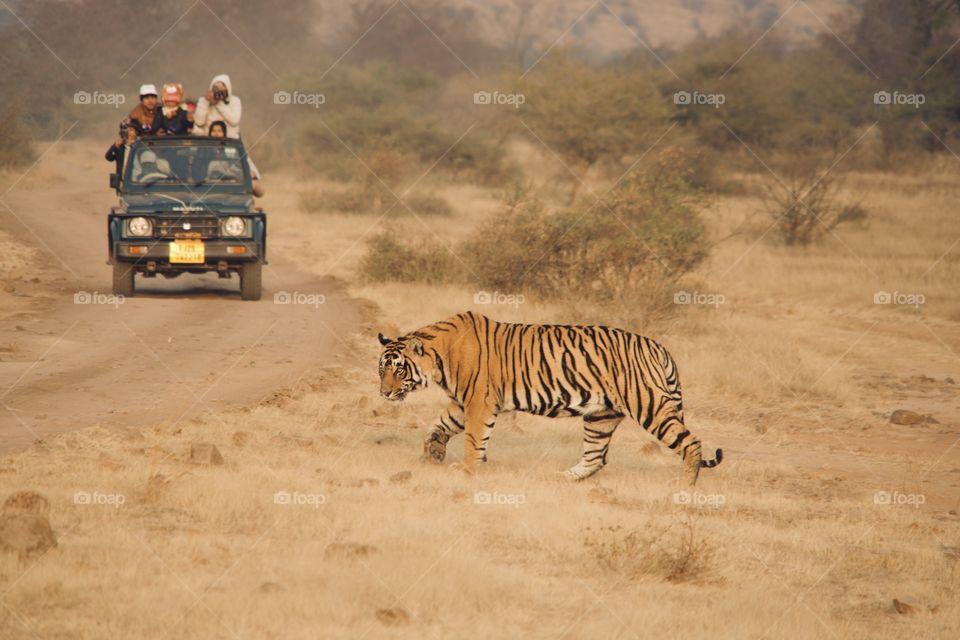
[
  {"left": 208, "top": 120, "right": 227, "bottom": 137},
  {"left": 194, "top": 74, "right": 241, "bottom": 138},
  {"left": 209, "top": 121, "right": 264, "bottom": 197},
  {"left": 105, "top": 120, "right": 137, "bottom": 174},
  {"left": 133, "top": 149, "right": 169, "bottom": 183},
  {"left": 127, "top": 84, "right": 163, "bottom": 136},
  {"left": 158, "top": 83, "right": 193, "bottom": 135}
]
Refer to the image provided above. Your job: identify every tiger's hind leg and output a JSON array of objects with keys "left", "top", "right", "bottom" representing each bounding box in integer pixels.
[
  {"left": 563, "top": 411, "right": 624, "bottom": 481},
  {"left": 647, "top": 400, "right": 713, "bottom": 486}
]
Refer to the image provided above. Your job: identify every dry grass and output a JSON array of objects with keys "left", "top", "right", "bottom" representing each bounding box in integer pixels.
[
  {"left": 2, "top": 147, "right": 960, "bottom": 638},
  {"left": 1, "top": 358, "right": 957, "bottom": 638},
  {"left": 584, "top": 520, "right": 717, "bottom": 584}
]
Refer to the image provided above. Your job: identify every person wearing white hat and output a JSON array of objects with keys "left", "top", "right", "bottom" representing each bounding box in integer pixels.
[{"left": 126, "top": 83, "right": 162, "bottom": 136}]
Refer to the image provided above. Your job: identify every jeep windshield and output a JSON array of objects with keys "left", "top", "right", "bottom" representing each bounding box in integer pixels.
[{"left": 123, "top": 139, "right": 251, "bottom": 190}]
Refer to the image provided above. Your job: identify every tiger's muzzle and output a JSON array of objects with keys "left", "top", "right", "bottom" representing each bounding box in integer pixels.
[{"left": 383, "top": 388, "right": 408, "bottom": 401}]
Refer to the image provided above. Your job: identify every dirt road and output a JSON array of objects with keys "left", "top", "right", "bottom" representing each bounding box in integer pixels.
[{"left": 0, "top": 141, "right": 364, "bottom": 453}]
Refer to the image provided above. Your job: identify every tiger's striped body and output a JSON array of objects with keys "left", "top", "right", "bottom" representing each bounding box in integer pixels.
[{"left": 377, "top": 311, "right": 722, "bottom": 485}]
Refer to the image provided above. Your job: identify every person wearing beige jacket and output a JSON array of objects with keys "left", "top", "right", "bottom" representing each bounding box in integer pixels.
[{"left": 193, "top": 74, "right": 242, "bottom": 138}]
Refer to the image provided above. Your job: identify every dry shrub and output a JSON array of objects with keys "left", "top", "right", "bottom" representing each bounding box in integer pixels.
[
  {"left": 584, "top": 520, "right": 715, "bottom": 584},
  {"left": 404, "top": 192, "right": 453, "bottom": 217},
  {"left": 359, "top": 232, "right": 462, "bottom": 284},
  {"left": 300, "top": 142, "right": 453, "bottom": 216},
  {"left": 665, "top": 145, "right": 743, "bottom": 195},
  {"left": 762, "top": 162, "right": 867, "bottom": 246},
  {"left": 0, "top": 105, "right": 35, "bottom": 170},
  {"left": 463, "top": 152, "right": 708, "bottom": 312},
  {"left": 360, "top": 150, "right": 708, "bottom": 323}
]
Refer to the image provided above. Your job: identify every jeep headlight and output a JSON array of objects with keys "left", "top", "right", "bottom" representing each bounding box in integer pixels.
[
  {"left": 126, "top": 216, "right": 152, "bottom": 237},
  {"left": 221, "top": 216, "right": 248, "bottom": 237}
]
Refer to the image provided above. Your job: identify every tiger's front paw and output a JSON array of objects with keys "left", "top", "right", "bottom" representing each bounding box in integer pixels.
[
  {"left": 421, "top": 438, "right": 447, "bottom": 464},
  {"left": 562, "top": 463, "right": 601, "bottom": 481}
]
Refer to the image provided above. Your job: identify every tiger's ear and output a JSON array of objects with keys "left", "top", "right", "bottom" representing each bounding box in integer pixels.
[
  {"left": 378, "top": 333, "right": 392, "bottom": 346},
  {"left": 408, "top": 337, "right": 424, "bottom": 356}
]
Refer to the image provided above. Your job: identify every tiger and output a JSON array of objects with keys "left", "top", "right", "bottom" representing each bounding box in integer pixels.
[{"left": 377, "top": 311, "right": 722, "bottom": 485}]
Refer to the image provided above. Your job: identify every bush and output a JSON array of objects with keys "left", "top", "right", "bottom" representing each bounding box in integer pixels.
[
  {"left": 464, "top": 152, "right": 708, "bottom": 303},
  {"left": 584, "top": 521, "right": 715, "bottom": 584},
  {"left": 0, "top": 106, "right": 35, "bottom": 170},
  {"left": 659, "top": 143, "right": 742, "bottom": 194},
  {"left": 360, "top": 150, "right": 709, "bottom": 321},
  {"left": 404, "top": 192, "right": 453, "bottom": 217},
  {"left": 459, "top": 183, "right": 566, "bottom": 295},
  {"left": 358, "top": 232, "right": 462, "bottom": 284},
  {"left": 762, "top": 161, "right": 867, "bottom": 246}
]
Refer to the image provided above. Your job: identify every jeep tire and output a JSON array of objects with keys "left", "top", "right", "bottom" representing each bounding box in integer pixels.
[
  {"left": 240, "top": 262, "right": 262, "bottom": 301},
  {"left": 112, "top": 263, "right": 135, "bottom": 297}
]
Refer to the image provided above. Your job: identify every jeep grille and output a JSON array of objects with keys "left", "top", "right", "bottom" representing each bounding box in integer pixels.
[{"left": 155, "top": 215, "right": 219, "bottom": 239}]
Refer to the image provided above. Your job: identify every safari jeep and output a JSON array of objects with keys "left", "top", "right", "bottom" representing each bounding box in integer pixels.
[{"left": 107, "top": 136, "right": 266, "bottom": 300}]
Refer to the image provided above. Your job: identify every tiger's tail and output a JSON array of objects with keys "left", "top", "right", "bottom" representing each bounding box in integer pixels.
[
  {"left": 701, "top": 448, "right": 723, "bottom": 468},
  {"left": 680, "top": 439, "right": 724, "bottom": 486}
]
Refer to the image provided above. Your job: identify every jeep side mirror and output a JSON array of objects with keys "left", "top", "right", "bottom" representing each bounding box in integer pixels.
[{"left": 109, "top": 173, "right": 121, "bottom": 190}]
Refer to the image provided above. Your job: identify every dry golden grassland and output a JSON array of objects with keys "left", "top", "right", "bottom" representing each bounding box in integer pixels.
[{"left": 2, "top": 145, "right": 959, "bottom": 639}]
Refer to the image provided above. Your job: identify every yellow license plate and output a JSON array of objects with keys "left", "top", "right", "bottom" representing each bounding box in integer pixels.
[{"left": 169, "top": 240, "right": 205, "bottom": 263}]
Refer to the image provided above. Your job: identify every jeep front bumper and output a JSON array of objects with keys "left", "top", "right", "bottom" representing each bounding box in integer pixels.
[{"left": 111, "top": 240, "right": 266, "bottom": 266}]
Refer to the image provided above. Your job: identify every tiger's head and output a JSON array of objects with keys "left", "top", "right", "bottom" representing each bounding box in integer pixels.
[{"left": 377, "top": 333, "right": 430, "bottom": 401}]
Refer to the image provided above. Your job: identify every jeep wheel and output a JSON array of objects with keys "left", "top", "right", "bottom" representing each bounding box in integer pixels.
[
  {"left": 112, "top": 263, "right": 135, "bottom": 297},
  {"left": 240, "top": 262, "right": 262, "bottom": 301}
]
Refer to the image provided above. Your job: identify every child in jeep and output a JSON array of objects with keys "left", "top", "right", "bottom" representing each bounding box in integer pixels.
[
  {"left": 209, "top": 120, "right": 264, "bottom": 197},
  {"left": 159, "top": 83, "right": 193, "bottom": 135}
]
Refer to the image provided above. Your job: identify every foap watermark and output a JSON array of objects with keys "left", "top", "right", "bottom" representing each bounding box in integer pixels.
[
  {"left": 674, "top": 290, "right": 725, "bottom": 308},
  {"left": 673, "top": 490, "right": 726, "bottom": 508},
  {"left": 874, "top": 291, "right": 925, "bottom": 308},
  {"left": 474, "top": 290, "right": 525, "bottom": 308},
  {"left": 873, "top": 90, "right": 925, "bottom": 109},
  {"left": 473, "top": 90, "right": 525, "bottom": 108},
  {"left": 74, "top": 90, "right": 126, "bottom": 108},
  {"left": 274, "top": 291, "right": 326, "bottom": 307},
  {"left": 273, "top": 490, "right": 326, "bottom": 508},
  {"left": 74, "top": 291, "right": 124, "bottom": 308},
  {"left": 73, "top": 490, "right": 126, "bottom": 508},
  {"left": 674, "top": 90, "right": 726, "bottom": 108},
  {"left": 273, "top": 90, "right": 326, "bottom": 108},
  {"left": 474, "top": 490, "right": 525, "bottom": 508},
  {"left": 873, "top": 490, "right": 925, "bottom": 508}
]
